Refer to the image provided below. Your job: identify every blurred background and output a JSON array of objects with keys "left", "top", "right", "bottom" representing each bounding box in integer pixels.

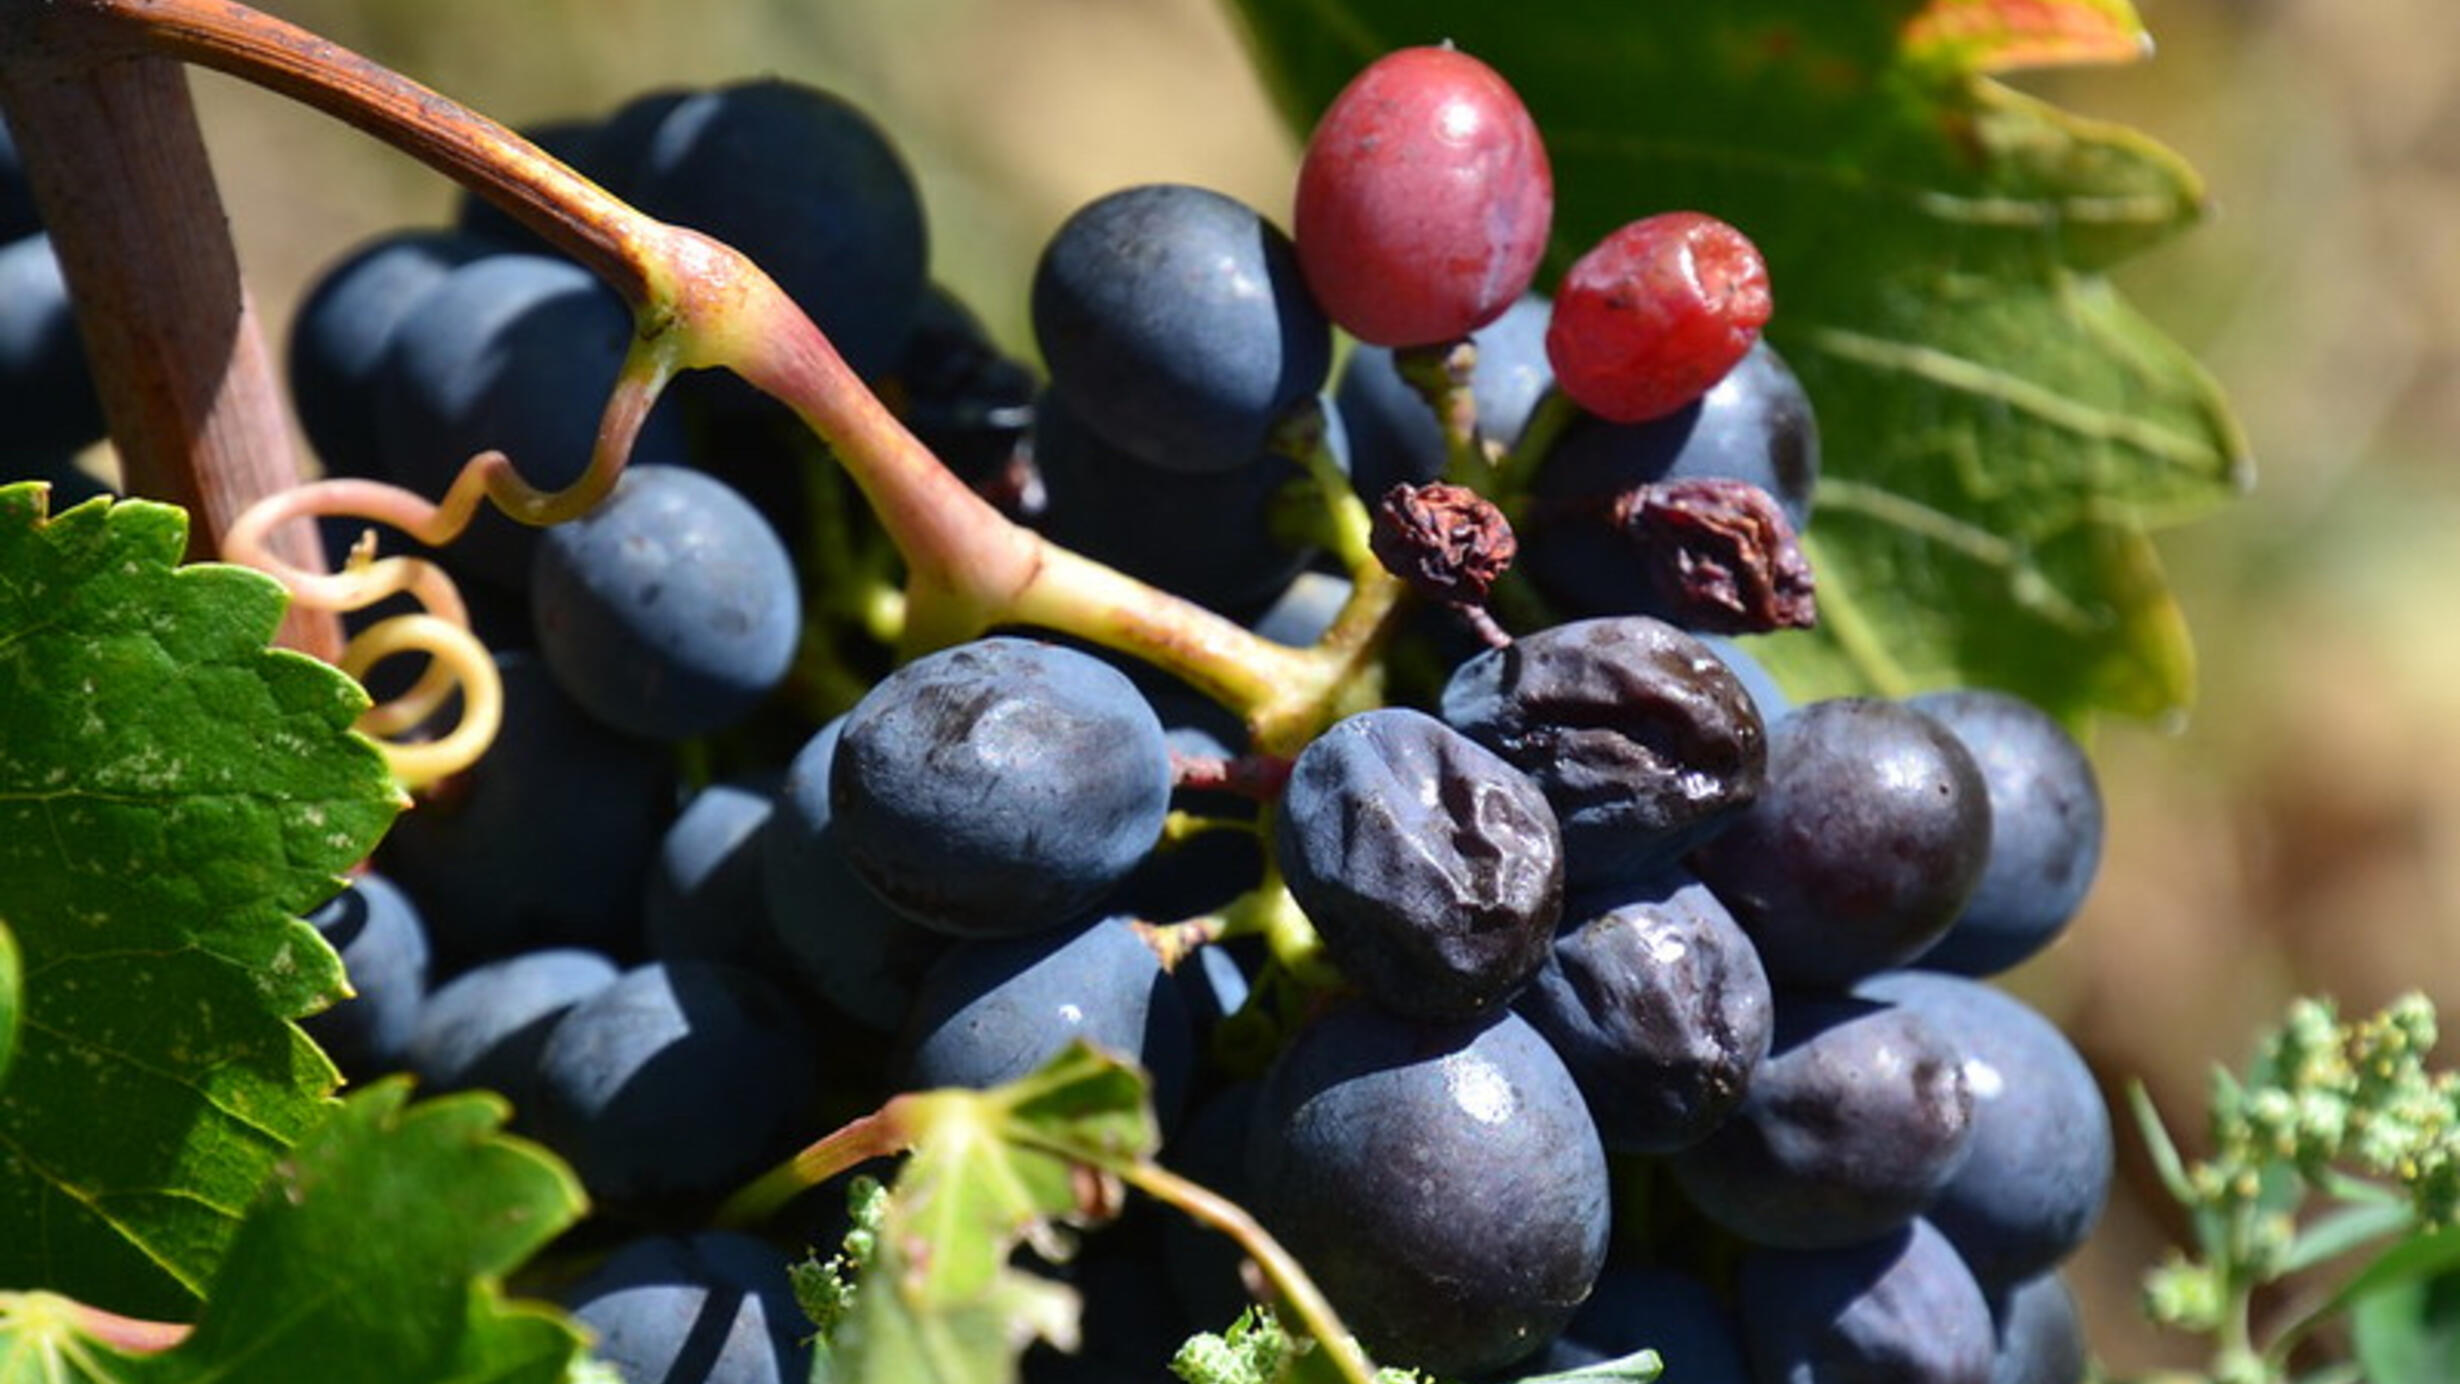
[{"left": 163, "top": 0, "right": 2460, "bottom": 1372}]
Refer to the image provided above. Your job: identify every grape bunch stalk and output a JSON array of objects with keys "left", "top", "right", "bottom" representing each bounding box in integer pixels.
[{"left": 0, "top": 6, "right": 2373, "bottom": 1384}]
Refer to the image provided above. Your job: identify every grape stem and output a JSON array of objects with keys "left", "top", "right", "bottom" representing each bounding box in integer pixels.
[
  {"left": 29, "top": 0, "right": 1399, "bottom": 754},
  {"left": 717, "top": 1090, "right": 1378, "bottom": 1384},
  {"left": 1396, "top": 338, "right": 1497, "bottom": 490},
  {"left": 1118, "top": 1161, "right": 1379, "bottom": 1384},
  {"left": 714, "top": 1104, "right": 911, "bottom": 1230},
  {"left": 0, "top": 1292, "right": 193, "bottom": 1357}
]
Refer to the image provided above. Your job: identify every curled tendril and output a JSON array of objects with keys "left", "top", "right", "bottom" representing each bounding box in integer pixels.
[
  {"left": 337, "top": 613, "right": 505, "bottom": 789},
  {"left": 225, "top": 335, "right": 678, "bottom": 789}
]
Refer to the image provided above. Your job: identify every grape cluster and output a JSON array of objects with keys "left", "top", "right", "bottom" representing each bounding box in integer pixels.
[
  {"left": 240, "top": 44, "right": 2118, "bottom": 1384},
  {"left": 0, "top": 119, "right": 111, "bottom": 501}
]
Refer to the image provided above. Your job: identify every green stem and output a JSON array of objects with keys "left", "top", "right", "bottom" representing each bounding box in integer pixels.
[
  {"left": 715, "top": 1102, "right": 915, "bottom": 1230},
  {"left": 1117, "top": 1161, "right": 1380, "bottom": 1384},
  {"left": 1280, "top": 402, "right": 1379, "bottom": 580},
  {"left": 1499, "top": 388, "right": 1582, "bottom": 508},
  {"left": 1394, "top": 339, "right": 1492, "bottom": 491},
  {"left": 2211, "top": 1251, "right": 2274, "bottom": 1384},
  {"left": 60, "top": 0, "right": 1372, "bottom": 745}
]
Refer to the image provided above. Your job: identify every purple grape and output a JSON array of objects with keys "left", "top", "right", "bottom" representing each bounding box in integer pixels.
[
  {"left": 530, "top": 960, "right": 821, "bottom": 1206},
  {"left": 1245, "top": 1003, "right": 1609, "bottom": 1377},
  {"left": 298, "top": 871, "right": 430, "bottom": 1079},
  {"left": 760, "top": 716, "right": 947, "bottom": 1032},
  {"left": 830, "top": 637, "right": 1172, "bottom": 938},
  {"left": 644, "top": 773, "right": 783, "bottom": 969},
  {"left": 1988, "top": 1272, "right": 2087, "bottom": 1384},
  {"left": 1031, "top": 182, "right": 1329, "bottom": 475},
  {"left": 1688, "top": 696, "right": 1991, "bottom": 990},
  {"left": 559, "top": 1230, "right": 812, "bottom": 1384},
  {"left": 1442, "top": 615, "right": 1767, "bottom": 890},
  {"left": 1906, "top": 689, "right": 2105, "bottom": 977},
  {"left": 1513, "top": 869, "right": 1773, "bottom": 1153},
  {"left": 1335, "top": 292, "right": 1554, "bottom": 502},
  {"left": 1737, "top": 1218, "right": 1996, "bottom": 1384},
  {"left": 892, "top": 914, "right": 1194, "bottom": 1129},
  {"left": 530, "top": 464, "right": 800, "bottom": 741},
  {"left": 404, "top": 947, "right": 620, "bottom": 1117},
  {"left": 628, "top": 78, "right": 929, "bottom": 379},
  {"left": 1857, "top": 969, "right": 2113, "bottom": 1290},
  {"left": 1274, "top": 706, "right": 1562, "bottom": 1020},
  {"left": 1668, "top": 992, "right": 1975, "bottom": 1250}
]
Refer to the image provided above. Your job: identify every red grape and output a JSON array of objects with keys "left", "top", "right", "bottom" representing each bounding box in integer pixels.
[
  {"left": 1547, "top": 211, "right": 1772, "bottom": 423},
  {"left": 1294, "top": 45, "right": 1552, "bottom": 348}
]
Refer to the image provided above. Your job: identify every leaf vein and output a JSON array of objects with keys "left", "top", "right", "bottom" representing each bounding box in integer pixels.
[
  {"left": 1802, "top": 325, "right": 2219, "bottom": 470},
  {"left": 21, "top": 1007, "right": 316, "bottom": 1149}
]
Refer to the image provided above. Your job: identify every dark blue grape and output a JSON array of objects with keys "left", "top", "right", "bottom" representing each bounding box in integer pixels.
[
  {"left": 1737, "top": 1218, "right": 1996, "bottom": 1384},
  {"left": 23, "top": 454, "right": 112, "bottom": 509},
  {"left": 0, "top": 119, "right": 38, "bottom": 241},
  {"left": 830, "top": 637, "right": 1173, "bottom": 938},
  {"left": 1031, "top": 183, "right": 1330, "bottom": 474},
  {"left": 530, "top": 464, "right": 800, "bottom": 741},
  {"left": 379, "top": 652, "right": 675, "bottom": 968},
  {"left": 1988, "top": 1272, "right": 2087, "bottom": 1384},
  {"left": 1687, "top": 696, "right": 1991, "bottom": 990},
  {"left": 287, "top": 230, "right": 496, "bottom": 482},
  {"left": 761, "top": 716, "right": 948, "bottom": 1032},
  {"left": 559, "top": 1230, "right": 813, "bottom": 1384},
  {"left": 1668, "top": 992, "right": 1974, "bottom": 1250},
  {"left": 1336, "top": 292, "right": 1553, "bottom": 502},
  {"left": 630, "top": 78, "right": 928, "bottom": 380},
  {"left": 645, "top": 773, "right": 784, "bottom": 968},
  {"left": 1178, "top": 942, "right": 1253, "bottom": 1037},
  {"left": 1513, "top": 869, "right": 1772, "bottom": 1153},
  {"left": 404, "top": 946, "right": 619, "bottom": 1114},
  {"left": 1516, "top": 1264, "right": 1749, "bottom": 1381},
  {"left": 889, "top": 282, "right": 1040, "bottom": 504},
  {"left": 1703, "top": 632, "right": 1794, "bottom": 727},
  {"left": 586, "top": 88, "right": 695, "bottom": 200},
  {"left": 1856, "top": 970, "right": 2112, "bottom": 1290},
  {"left": 1250, "top": 570, "right": 1351, "bottom": 649},
  {"left": 1275, "top": 707, "right": 1562, "bottom": 1020},
  {"left": 375, "top": 251, "right": 690, "bottom": 590},
  {"left": 891, "top": 915, "right": 1196, "bottom": 1125},
  {"left": 1041, "top": 1231, "right": 1203, "bottom": 1382},
  {"left": 1107, "top": 715, "right": 1263, "bottom": 926},
  {"left": 1441, "top": 615, "right": 1767, "bottom": 891},
  {"left": 1906, "top": 689, "right": 2105, "bottom": 977},
  {"left": 1030, "top": 387, "right": 1320, "bottom": 616},
  {"left": 1161, "top": 1082, "right": 1260, "bottom": 1333},
  {"left": 0, "top": 233, "right": 106, "bottom": 464},
  {"left": 1245, "top": 1003, "right": 1609, "bottom": 1377},
  {"left": 531, "top": 960, "right": 821, "bottom": 1206},
  {"left": 1522, "top": 339, "right": 1818, "bottom": 622},
  {"left": 298, "top": 871, "right": 431, "bottom": 1079}
]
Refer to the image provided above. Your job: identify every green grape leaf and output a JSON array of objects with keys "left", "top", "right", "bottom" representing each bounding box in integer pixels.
[
  {"left": 831, "top": 1041, "right": 1160, "bottom": 1384},
  {"left": 1225, "top": 0, "right": 2247, "bottom": 721},
  {"left": 146, "top": 1083, "right": 585, "bottom": 1383},
  {"left": 0, "top": 1083, "right": 589, "bottom": 1384},
  {"left": 0, "top": 485, "right": 405, "bottom": 1318},
  {"left": 2353, "top": 1254, "right": 2460, "bottom": 1384},
  {"left": 1509, "top": 1352, "right": 1664, "bottom": 1384}
]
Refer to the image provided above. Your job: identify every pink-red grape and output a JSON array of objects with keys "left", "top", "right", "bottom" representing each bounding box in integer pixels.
[
  {"left": 1294, "top": 46, "right": 1552, "bottom": 348},
  {"left": 1547, "top": 211, "right": 1772, "bottom": 423}
]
